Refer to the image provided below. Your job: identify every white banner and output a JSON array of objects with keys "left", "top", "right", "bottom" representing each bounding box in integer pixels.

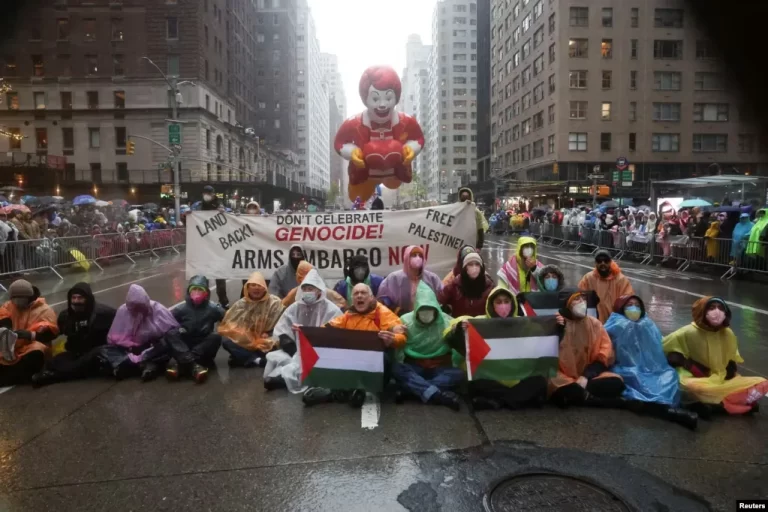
[{"left": 185, "top": 204, "right": 478, "bottom": 280}]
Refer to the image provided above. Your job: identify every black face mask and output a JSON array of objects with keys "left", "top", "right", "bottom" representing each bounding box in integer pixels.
[
  {"left": 352, "top": 266, "right": 368, "bottom": 283},
  {"left": 70, "top": 303, "right": 88, "bottom": 314},
  {"left": 289, "top": 253, "right": 303, "bottom": 268}
]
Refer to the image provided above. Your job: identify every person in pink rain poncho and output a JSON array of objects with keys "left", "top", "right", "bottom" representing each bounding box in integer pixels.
[{"left": 376, "top": 246, "right": 442, "bottom": 315}]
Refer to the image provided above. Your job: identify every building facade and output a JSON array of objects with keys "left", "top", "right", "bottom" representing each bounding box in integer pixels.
[{"left": 490, "top": 0, "right": 768, "bottom": 202}]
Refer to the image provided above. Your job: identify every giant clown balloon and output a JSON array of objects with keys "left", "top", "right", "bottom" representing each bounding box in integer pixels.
[{"left": 334, "top": 65, "right": 425, "bottom": 202}]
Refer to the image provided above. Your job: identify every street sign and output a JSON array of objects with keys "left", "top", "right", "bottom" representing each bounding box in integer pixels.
[
  {"left": 612, "top": 171, "right": 620, "bottom": 183},
  {"left": 168, "top": 124, "right": 181, "bottom": 145},
  {"left": 622, "top": 181, "right": 633, "bottom": 187},
  {"left": 616, "top": 156, "right": 628, "bottom": 171},
  {"left": 593, "top": 165, "right": 601, "bottom": 172},
  {"left": 587, "top": 174, "right": 604, "bottom": 179}
]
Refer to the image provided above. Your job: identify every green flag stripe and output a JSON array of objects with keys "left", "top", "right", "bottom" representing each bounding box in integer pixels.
[
  {"left": 304, "top": 367, "right": 384, "bottom": 393},
  {"left": 473, "top": 356, "right": 559, "bottom": 382}
]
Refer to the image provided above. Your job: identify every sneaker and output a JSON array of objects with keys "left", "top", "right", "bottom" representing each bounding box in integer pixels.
[
  {"left": 430, "top": 391, "right": 461, "bottom": 411},
  {"left": 263, "top": 376, "right": 287, "bottom": 391},
  {"left": 244, "top": 357, "right": 261, "bottom": 369},
  {"left": 141, "top": 364, "right": 160, "bottom": 382},
  {"left": 471, "top": 396, "right": 502, "bottom": 411},
  {"left": 349, "top": 389, "right": 367, "bottom": 408},
  {"left": 302, "top": 387, "right": 334, "bottom": 407},
  {"left": 227, "top": 356, "right": 242, "bottom": 368},
  {"left": 192, "top": 363, "right": 209, "bottom": 384},
  {"left": 31, "top": 370, "right": 58, "bottom": 388},
  {"left": 165, "top": 361, "right": 180, "bottom": 381}
]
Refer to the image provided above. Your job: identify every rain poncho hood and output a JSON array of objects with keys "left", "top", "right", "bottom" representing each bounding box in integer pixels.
[
  {"left": 731, "top": 215, "right": 755, "bottom": 258},
  {"left": 268, "top": 244, "right": 304, "bottom": 298},
  {"left": 218, "top": 272, "right": 284, "bottom": 352},
  {"left": 662, "top": 296, "right": 768, "bottom": 412},
  {"left": 497, "top": 236, "right": 543, "bottom": 294},
  {"left": 458, "top": 187, "right": 489, "bottom": 232},
  {"left": 0, "top": 294, "right": 58, "bottom": 366},
  {"left": 376, "top": 245, "right": 443, "bottom": 314},
  {"left": 605, "top": 296, "right": 681, "bottom": 406},
  {"left": 282, "top": 261, "right": 315, "bottom": 306},
  {"left": 107, "top": 284, "right": 179, "bottom": 349},
  {"left": 172, "top": 276, "right": 224, "bottom": 339},
  {"left": 399, "top": 282, "right": 453, "bottom": 363},
  {"left": 746, "top": 209, "right": 768, "bottom": 257},
  {"left": 534, "top": 264, "right": 565, "bottom": 291},
  {"left": 59, "top": 282, "right": 117, "bottom": 355},
  {"left": 335, "top": 255, "right": 385, "bottom": 306},
  {"left": 578, "top": 261, "right": 634, "bottom": 323}
]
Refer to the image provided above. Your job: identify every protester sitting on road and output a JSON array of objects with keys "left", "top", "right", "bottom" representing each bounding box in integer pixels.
[
  {"left": 663, "top": 297, "right": 768, "bottom": 417},
  {"left": 534, "top": 264, "right": 565, "bottom": 292},
  {"left": 333, "top": 254, "right": 386, "bottom": 307},
  {"left": 282, "top": 261, "right": 346, "bottom": 309},
  {"left": 445, "top": 287, "right": 548, "bottom": 410},
  {"left": 164, "top": 276, "right": 225, "bottom": 383},
  {"left": 392, "top": 283, "right": 462, "bottom": 411},
  {"left": 219, "top": 272, "right": 284, "bottom": 368},
  {"left": 441, "top": 245, "right": 477, "bottom": 286},
  {"left": 377, "top": 245, "right": 443, "bottom": 315},
  {"left": 439, "top": 252, "right": 494, "bottom": 317},
  {"left": 578, "top": 250, "right": 634, "bottom": 323},
  {"left": 497, "top": 236, "right": 544, "bottom": 294},
  {"left": 99, "top": 284, "right": 180, "bottom": 381},
  {"left": 303, "top": 283, "right": 405, "bottom": 408},
  {"left": 269, "top": 244, "right": 305, "bottom": 299},
  {"left": 458, "top": 187, "right": 488, "bottom": 249},
  {"left": 31, "top": 282, "right": 116, "bottom": 387},
  {"left": 605, "top": 295, "right": 697, "bottom": 430},
  {"left": 549, "top": 292, "right": 625, "bottom": 408},
  {"left": 264, "top": 269, "right": 342, "bottom": 392},
  {"left": 0, "top": 279, "right": 59, "bottom": 386}
]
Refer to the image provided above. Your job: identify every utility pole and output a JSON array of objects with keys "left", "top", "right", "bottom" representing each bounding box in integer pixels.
[{"left": 587, "top": 165, "right": 603, "bottom": 208}]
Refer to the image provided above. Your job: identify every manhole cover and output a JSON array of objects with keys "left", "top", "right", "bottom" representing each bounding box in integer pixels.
[{"left": 485, "top": 473, "right": 631, "bottom": 512}]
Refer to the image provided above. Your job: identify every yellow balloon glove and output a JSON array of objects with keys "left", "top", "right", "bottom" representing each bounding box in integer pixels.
[
  {"left": 402, "top": 145, "right": 415, "bottom": 166},
  {"left": 351, "top": 148, "right": 366, "bottom": 169}
]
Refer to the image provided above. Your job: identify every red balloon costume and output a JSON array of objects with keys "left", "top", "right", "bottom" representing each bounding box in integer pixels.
[{"left": 334, "top": 66, "right": 426, "bottom": 201}]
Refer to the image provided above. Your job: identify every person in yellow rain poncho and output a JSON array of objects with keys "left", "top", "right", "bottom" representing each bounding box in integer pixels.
[
  {"left": 663, "top": 297, "right": 768, "bottom": 416},
  {"left": 458, "top": 187, "right": 489, "bottom": 249},
  {"left": 219, "top": 272, "right": 284, "bottom": 368},
  {"left": 704, "top": 219, "right": 720, "bottom": 261}
]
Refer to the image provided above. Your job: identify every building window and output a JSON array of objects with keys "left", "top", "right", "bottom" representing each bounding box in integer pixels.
[
  {"left": 654, "top": 40, "right": 683, "bottom": 59},
  {"left": 57, "top": 18, "right": 70, "bottom": 40},
  {"left": 569, "top": 7, "right": 588, "bottom": 27},
  {"left": 693, "top": 134, "right": 727, "bottom": 152},
  {"left": 569, "top": 70, "right": 587, "bottom": 88},
  {"left": 61, "top": 91, "right": 72, "bottom": 109},
  {"left": 113, "top": 55, "right": 125, "bottom": 76},
  {"left": 62, "top": 128, "right": 74, "bottom": 150},
  {"left": 696, "top": 40, "right": 717, "bottom": 60},
  {"left": 629, "top": 133, "right": 637, "bottom": 151},
  {"left": 114, "top": 90, "right": 125, "bottom": 109},
  {"left": 522, "top": 40, "right": 531, "bottom": 59},
  {"left": 630, "top": 71, "right": 637, "bottom": 90},
  {"left": 168, "top": 55, "right": 180, "bottom": 76},
  {"left": 652, "top": 102, "right": 681, "bottom": 121},
  {"left": 694, "top": 72, "right": 724, "bottom": 91},
  {"left": 205, "top": 129, "right": 211, "bottom": 150},
  {"left": 5, "top": 56, "right": 17, "bottom": 77},
  {"left": 89, "top": 128, "right": 100, "bottom": 148},
  {"left": 36, "top": 128, "right": 48, "bottom": 150},
  {"left": 32, "top": 55, "right": 44, "bottom": 77},
  {"left": 652, "top": 133, "right": 680, "bottom": 152},
  {"left": 569, "top": 39, "right": 588, "bottom": 58},
  {"left": 548, "top": 74, "right": 556, "bottom": 94},
  {"left": 521, "top": 145, "right": 530, "bottom": 161},
  {"left": 112, "top": 18, "right": 124, "bottom": 41},
  {"left": 602, "top": 70, "right": 612, "bottom": 89},
  {"left": 522, "top": 13, "right": 532, "bottom": 33},
  {"left": 629, "top": 101, "right": 637, "bottom": 121},
  {"left": 522, "top": 92, "right": 532, "bottom": 110},
  {"left": 522, "top": 118, "right": 531, "bottom": 135},
  {"left": 167, "top": 17, "right": 179, "bottom": 39},
  {"left": 85, "top": 54, "right": 98, "bottom": 75},
  {"left": 738, "top": 134, "right": 755, "bottom": 154},
  {"left": 549, "top": 13, "right": 555, "bottom": 34},
  {"left": 631, "top": 8, "right": 639, "bottom": 27},
  {"left": 533, "top": 111, "right": 544, "bottom": 130},
  {"left": 117, "top": 163, "right": 129, "bottom": 182},
  {"left": 548, "top": 104, "right": 555, "bottom": 124},
  {"left": 33, "top": 91, "right": 46, "bottom": 110},
  {"left": 534, "top": 55, "right": 544, "bottom": 76},
  {"left": 8, "top": 128, "right": 21, "bottom": 149},
  {"left": 630, "top": 39, "right": 638, "bottom": 59},
  {"left": 601, "top": 8, "right": 613, "bottom": 27},
  {"left": 6, "top": 92, "right": 18, "bottom": 110},
  {"left": 84, "top": 19, "right": 97, "bottom": 41},
  {"left": 601, "top": 102, "right": 612, "bottom": 120},
  {"left": 600, "top": 133, "right": 611, "bottom": 151},
  {"left": 512, "top": 125, "right": 520, "bottom": 140},
  {"left": 87, "top": 91, "right": 99, "bottom": 109},
  {"left": 549, "top": 43, "right": 556, "bottom": 64},
  {"left": 693, "top": 103, "right": 729, "bottom": 122},
  {"left": 601, "top": 39, "right": 613, "bottom": 58},
  {"left": 115, "top": 127, "right": 127, "bottom": 149},
  {"left": 569, "top": 132, "right": 587, "bottom": 151},
  {"left": 533, "top": 139, "right": 544, "bottom": 158},
  {"left": 569, "top": 100, "right": 587, "bottom": 119},
  {"left": 548, "top": 134, "right": 555, "bottom": 154},
  {"left": 534, "top": 26, "right": 544, "bottom": 48},
  {"left": 654, "top": 8, "right": 683, "bottom": 28},
  {"left": 654, "top": 71, "right": 681, "bottom": 91}
]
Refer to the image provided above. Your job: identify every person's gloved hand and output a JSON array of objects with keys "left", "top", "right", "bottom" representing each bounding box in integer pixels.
[
  {"left": 726, "top": 360, "right": 737, "bottom": 380},
  {"left": 14, "top": 329, "right": 32, "bottom": 340},
  {"left": 583, "top": 361, "right": 607, "bottom": 380},
  {"left": 683, "top": 358, "right": 710, "bottom": 378}
]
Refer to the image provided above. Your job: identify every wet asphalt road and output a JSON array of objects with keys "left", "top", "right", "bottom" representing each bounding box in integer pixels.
[{"left": 0, "top": 236, "right": 766, "bottom": 512}]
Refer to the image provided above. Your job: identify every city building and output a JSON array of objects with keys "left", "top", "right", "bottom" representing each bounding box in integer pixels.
[
  {"left": 490, "top": 0, "right": 768, "bottom": 204},
  {"left": 475, "top": 0, "right": 493, "bottom": 194},
  {"left": 320, "top": 52, "right": 346, "bottom": 117},
  {"left": 425, "top": 0, "right": 480, "bottom": 202},
  {"left": 320, "top": 52, "right": 346, "bottom": 206},
  {"left": 0, "top": 0, "right": 322, "bottom": 209},
  {"left": 296, "top": 0, "right": 330, "bottom": 193}
]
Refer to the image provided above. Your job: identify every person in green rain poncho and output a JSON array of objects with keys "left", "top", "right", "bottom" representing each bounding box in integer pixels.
[
  {"left": 391, "top": 282, "right": 464, "bottom": 411},
  {"left": 745, "top": 208, "right": 768, "bottom": 260}
]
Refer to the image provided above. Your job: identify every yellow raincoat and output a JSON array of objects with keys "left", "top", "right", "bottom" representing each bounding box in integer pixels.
[
  {"left": 662, "top": 297, "right": 768, "bottom": 413},
  {"left": 704, "top": 221, "right": 720, "bottom": 260},
  {"left": 218, "top": 272, "right": 284, "bottom": 352}
]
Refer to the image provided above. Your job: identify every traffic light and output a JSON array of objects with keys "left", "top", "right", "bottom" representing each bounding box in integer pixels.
[{"left": 126, "top": 140, "right": 135, "bottom": 155}]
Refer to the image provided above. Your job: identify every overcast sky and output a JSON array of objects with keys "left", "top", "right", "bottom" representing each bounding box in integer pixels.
[{"left": 307, "top": 0, "right": 436, "bottom": 115}]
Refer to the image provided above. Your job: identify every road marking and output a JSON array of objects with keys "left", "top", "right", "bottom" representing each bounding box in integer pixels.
[
  {"left": 361, "top": 392, "right": 380, "bottom": 430},
  {"left": 0, "top": 386, "right": 12, "bottom": 395}
]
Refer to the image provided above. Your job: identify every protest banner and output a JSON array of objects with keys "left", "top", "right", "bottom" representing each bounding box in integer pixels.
[{"left": 185, "top": 203, "right": 478, "bottom": 280}]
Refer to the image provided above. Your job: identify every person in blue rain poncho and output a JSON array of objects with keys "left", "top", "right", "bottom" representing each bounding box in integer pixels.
[
  {"left": 604, "top": 295, "right": 698, "bottom": 430},
  {"left": 730, "top": 213, "right": 754, "bottom": 264}
]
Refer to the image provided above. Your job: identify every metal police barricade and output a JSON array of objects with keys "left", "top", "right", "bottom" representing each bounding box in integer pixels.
[
  {"left": 681, "top": 236, "right": 734, "bottom": 276},
  {"left": 538, "top": 223, "right": 555, "bottom": 246},
  {"left": 52, "top": 235, "right": 102, "bottom": 272},
  {"left": 549, "top": 224, "right": 567, "bottom": 247},
  {"left": 124, "top": 230, "right": 155, "bottom": 259},
  {"left": 649, "top": 233, "right": 688, "bottom": 269},
  {"left": 729, "top": 239, "right": 768, "bottom": 278},
  {"left": 621, "top": 231, "right": 654, "bottom": 265},
  {"left": 576, "top": 227, "right": 599, "bottom": 254},
  {"left": 172, "top": 228, "right": 186, "bottom": 251},
  {"left": 529, "top": 222, "right": 542, "bottom": 241},
  {"left": 151, "top": 229, "right": 178, "bottom": 256},
  {"left": 561, "top": 224, "right": 581, "bottom": 247},
  {"left": 0, "top": 239, "right": 64, "bottom": 283},
  {"left": 596, "top": 228, "right": 624, "bottom": 259},
  {"left": 93, "top": 233, "right": 135, "bottom": 265}
]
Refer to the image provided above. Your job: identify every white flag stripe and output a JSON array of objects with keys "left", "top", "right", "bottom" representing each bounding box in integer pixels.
[
  {"left": 314, "top": 347, "right": 384, "bottom": 373},
  {"left": 530, "top": 308, "right": 597, "bottom": 317},
  {"left": 484, "top": 335, "right": 560, "bottom": 360}
]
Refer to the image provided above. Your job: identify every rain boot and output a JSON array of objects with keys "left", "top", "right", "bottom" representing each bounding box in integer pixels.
[
  {"left": 264, "top": 376, "right": 287, "bottom": 391},
  {"left": 662, "top": 408, "right": 698, "bottom": 430},
  {"left": 302, "top": 387, "right": 334, "bottom": 407}
]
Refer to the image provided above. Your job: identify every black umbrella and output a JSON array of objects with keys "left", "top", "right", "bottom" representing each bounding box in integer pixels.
[
  {"left": 600, "top": 200, "right": 620, "bottom": 208},
  {"left": 38, "top": 196, "right": 58, "bottom": 206},
  {"left": 143, "top": 202, "right": 159, "bottom": 211},
  {"left": 33, "top": 205, "right": 58, "bottom": 217},
  {"left": 24, "top": 197, "right": 42, "bottom": 209}
]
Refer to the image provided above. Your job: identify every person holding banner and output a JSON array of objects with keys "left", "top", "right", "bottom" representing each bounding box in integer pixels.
[
  {"left": 264, "top": 269, "right": 343, "bottom": 392},
  {"left": 393, "top": 283, "right": 463, "bottom": 411},
  {"left": 497, "top": 236, "right": 544, "bottom": 295},
  {"left": 333, "top": 255, "right": 386, "bottom": 308},
  {"left": 269, "top": 244, "right": 305, "bottom": 299},
  {"left": 218, "top": 272, "right": 284, "bottom": 368},
  {"left": 578, "top": 250, "right": 634, "bottom": 323},
  {"left": 377, "top": 246, "right": 442, "bottom": 315},
  {"left": 438, "top": 252, "right": 494, "bottom": 318},
  {"left": 458, "top": 188, "right": 488, "bottom": 249},
  {"left": 201, "top": 185, "right": 230, "bottom": 308},
  {"left": 441, "top": 245, "right": 477, "bottom": 286},
  {"left": 549, "top": 292, "right": 625, "bottom": 408},
  {"left": 444, "top": 287, "right": 549, "bottom": 411}
]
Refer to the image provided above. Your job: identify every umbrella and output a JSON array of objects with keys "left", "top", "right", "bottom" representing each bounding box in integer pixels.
[
  {"left": 1, "top": 186, "right": 24, "bottom": 192},
  {"left": 73, "top": 195, "right": 97, "bottom": 206},
  {"left": 33, "top": 205, "right": 58, "bottom": 216},
  {"left": 679, "top": 198, "right": 712, "bottom": 208},
  {"left": 110, "top": 199, "right": 128, "bottom": 208},
  {"left": 0, "top": 195, "right": 6, "bottom": 203},
  {"left": 191, "top": 201, "right": 202, "bottom": 211},
  {"left": 21, "top": 195, "right": 38, "bottom": 205},
  {"left": 52, "top": 196, "right": 64, "bottom": 202},
  {"left": 599, "top": 200, "right": 620, "bottom": 208},
  {"left": 143, "top": 202, "right": 159, "bottom": 211},
  {"left": 3, "top": 204, "right": 30, "bottom": 214},
  {"left": 95, "top": 200, "right": 110, "bottom": 207},
  {"left": 713, "top": 206, "right": 742, "bottom": 213}
]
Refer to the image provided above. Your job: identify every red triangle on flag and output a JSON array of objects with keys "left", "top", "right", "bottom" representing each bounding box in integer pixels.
[
  {"left": 298, "top": 329, "right": 319, "bottom": 382},
  {"left": 467, "top": 323, "right": 491, "bottom": 377}
]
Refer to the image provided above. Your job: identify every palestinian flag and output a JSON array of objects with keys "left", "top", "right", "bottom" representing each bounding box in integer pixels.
[
  {"left": 299, "top": 326, "right": 385, "bottom": 392},
  {"left": 465, "top": 317, "right": 560, "bottom": 382},
  {"left": 518, "top": 290, "right": 600, "bottom": 319}
]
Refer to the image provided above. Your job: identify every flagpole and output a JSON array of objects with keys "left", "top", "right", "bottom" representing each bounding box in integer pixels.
[{"left": 465, "top": 324, "right": 472, "bottom": 381}]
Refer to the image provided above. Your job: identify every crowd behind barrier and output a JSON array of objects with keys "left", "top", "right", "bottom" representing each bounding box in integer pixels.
[
  {"left": 528, "top": 222, "right": 768, "bottom": 280},
  {"left": 0, "top": 228, "right": 186, "bottom": 289}
]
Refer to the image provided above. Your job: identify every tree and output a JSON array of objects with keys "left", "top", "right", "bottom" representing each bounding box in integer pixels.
[{"left": 327, "top": 181, "right": 341, "bottom": 207}]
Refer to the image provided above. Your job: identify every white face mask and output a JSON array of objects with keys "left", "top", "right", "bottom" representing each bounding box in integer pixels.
[
  {"left": 417, "top": 309, "right": 436, "bottom": 324},
  {"left": 522, "top": 247, "right": 534, "bottom": 258},
  {"left": 203, "top": 194, "right": 213, "bottom": 202},
  {"left": 301, "top": 291, "right": 319, "bottom": 305},
  {"left": 571, "top": 302, "right": 587, "bottom": 318}
]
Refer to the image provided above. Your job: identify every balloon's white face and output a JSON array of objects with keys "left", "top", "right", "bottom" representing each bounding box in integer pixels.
[{"left": 365, "top": 85, "right": 397, "bottom": 121}]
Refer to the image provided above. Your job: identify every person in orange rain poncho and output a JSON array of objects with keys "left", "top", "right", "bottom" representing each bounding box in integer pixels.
[
  {"left": 549, "top": 292, "right": 625, "bottom": 407},
  {"left": 282, "top": 261, "right": 346, "bottom": 310},
  {"left": 578, "top": 250, "right": 634, "bottom": 323},
  {"left": 0, "top": 279, "right": 59, "bottom": 386},
  {"left": 302, "top": 283, "right": 406, "bottom": 408},
  {"left": 219, "top": 272, "right": 284, "bottom": 368},
  {"left": 663, "top": 297, "right": 768, "bottom": 417}
]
